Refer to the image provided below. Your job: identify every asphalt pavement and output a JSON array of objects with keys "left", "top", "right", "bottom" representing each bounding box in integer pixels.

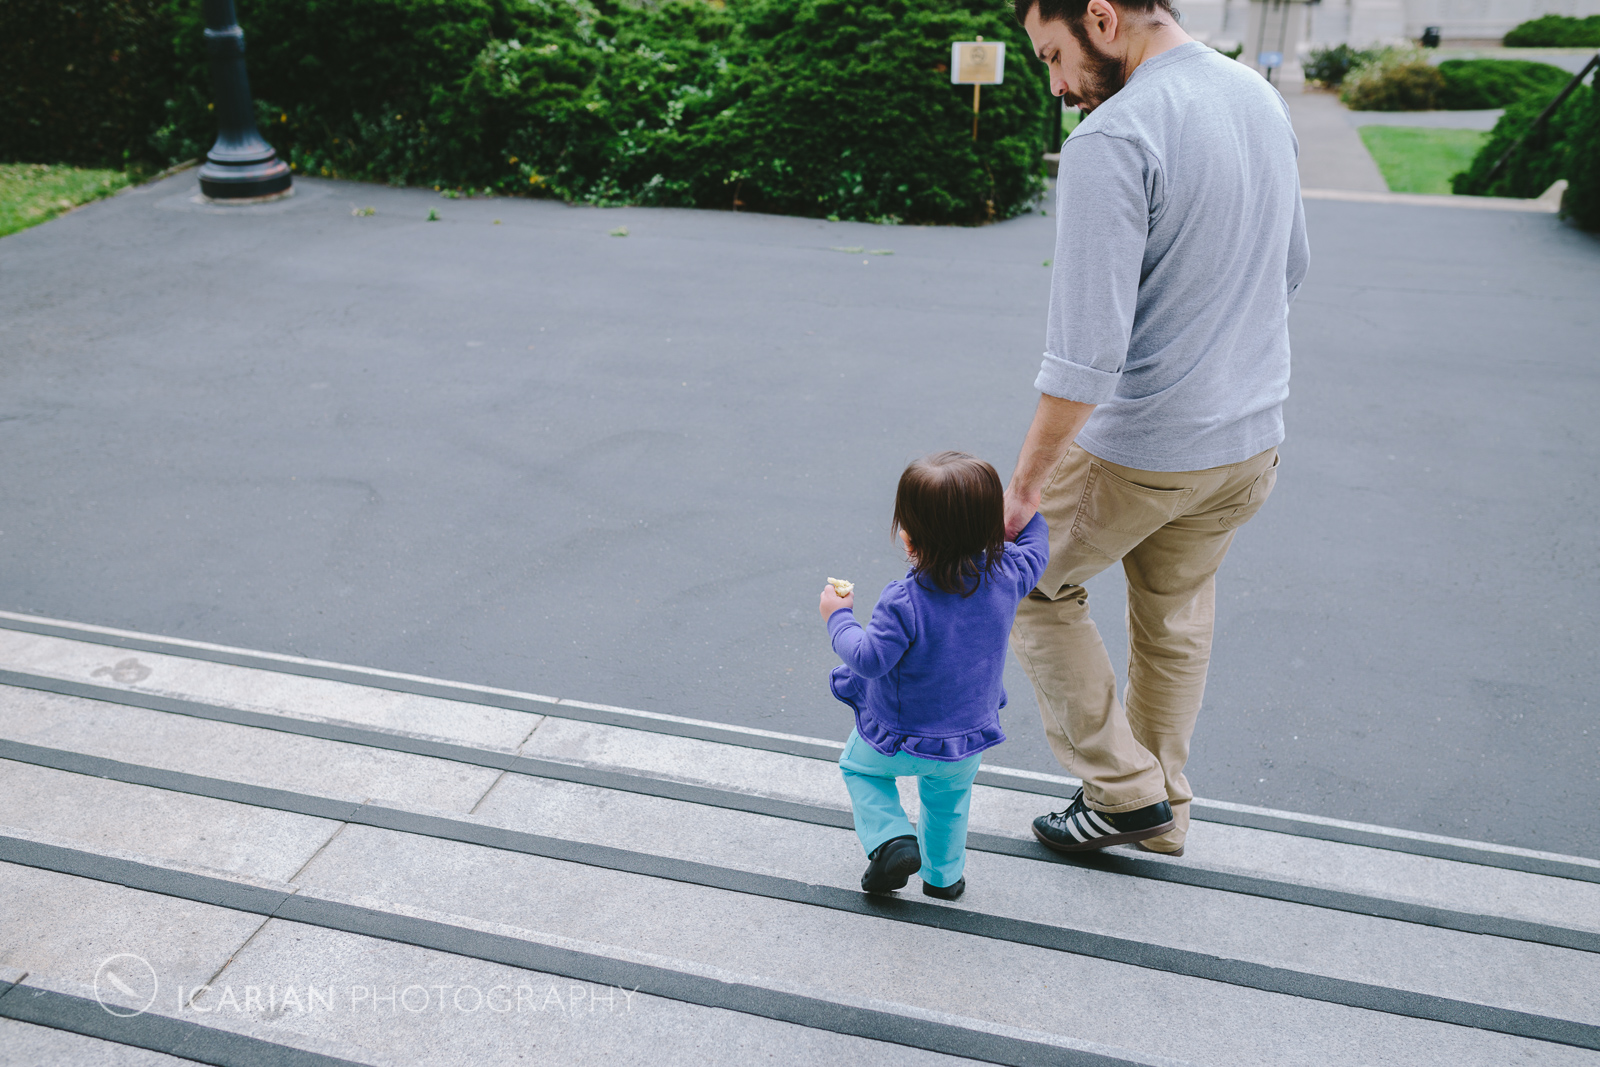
[{"left": 1, "top": 173, "right": 1595, "bottom": 857}]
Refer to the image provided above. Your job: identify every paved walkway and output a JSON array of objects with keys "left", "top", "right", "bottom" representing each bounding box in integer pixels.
[
  {"left": 1285, "top": 90, "right": 1389, "bottom": 192},
  {"left": 1, "top": 616, "right": 1596, "bottom": 1065},
  {"left": 1347, "top": 107, "right": 1505, "bottom": 129},
  {"left": 1285, "top": 90, "right": 1511, "bottom": 194}
]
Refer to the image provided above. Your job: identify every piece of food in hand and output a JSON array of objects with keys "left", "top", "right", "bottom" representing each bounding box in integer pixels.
[{"left": 827, "top": 577, "right": 854, "bottom": 598}]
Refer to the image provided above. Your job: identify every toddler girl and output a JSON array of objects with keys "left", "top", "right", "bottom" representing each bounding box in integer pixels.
[{"left": 820, "top": 451, "right": 1048, "bottom": 899}]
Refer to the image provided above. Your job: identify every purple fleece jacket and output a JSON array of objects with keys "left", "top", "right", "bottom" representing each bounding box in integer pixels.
[{"left": 826, "top": 512, "right": 1049, "bottom": 761}]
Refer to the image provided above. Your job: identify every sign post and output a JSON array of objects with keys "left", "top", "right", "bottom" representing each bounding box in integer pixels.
[{"left": 950, "top": 36, "right": 1005, "bottom": 140}]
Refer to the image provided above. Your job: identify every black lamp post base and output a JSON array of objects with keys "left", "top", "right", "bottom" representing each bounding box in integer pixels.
[
  {"left": 198, "top": 0, "right": 292, "bottom": 203},
  {"left": 197, "top": 185, "right": 294, "bottom": 205},
  {"left": 198, "top": 155, "right": 292, "bottom": 201}
]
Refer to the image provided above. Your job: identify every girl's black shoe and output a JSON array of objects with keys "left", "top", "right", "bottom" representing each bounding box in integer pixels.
[
  {"left": 861, "top": 835, "right": 921, "bottom": 894},
  {"left": 922, "top": 877, "right": 965, "bottom": 900}
]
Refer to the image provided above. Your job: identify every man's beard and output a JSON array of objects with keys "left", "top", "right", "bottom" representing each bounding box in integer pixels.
[{"left": 1064, "top": 18, "right": 1128, "bottom": 112}]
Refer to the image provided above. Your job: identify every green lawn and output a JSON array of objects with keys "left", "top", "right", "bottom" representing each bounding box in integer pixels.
[
  {"left": 1357, "top": 126, "right": 1491, "bottom": 195},
  {"left": 0, "top": 163, "right": 133, "bottom": 238}
]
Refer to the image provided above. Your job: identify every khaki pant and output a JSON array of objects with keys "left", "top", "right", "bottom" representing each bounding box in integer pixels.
[{"left": 1010, "top": 444, "right": 1279, "bottom": 852}]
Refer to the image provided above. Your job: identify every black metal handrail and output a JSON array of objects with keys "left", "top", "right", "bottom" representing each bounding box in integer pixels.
[{"left": 1481, "top": 50, "right": 1599, "bottom": 187}]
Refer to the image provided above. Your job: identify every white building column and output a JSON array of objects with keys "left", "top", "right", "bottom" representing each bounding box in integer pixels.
[
  {"left": 1348, "top": 0, "right": 1407, "bottom": 45},
  {"left": 1180, "top": 0, "right": 1229, "bottom": 42},
  {"left": 1244, "top": 0, "right": 1314, "bottom": 87}
]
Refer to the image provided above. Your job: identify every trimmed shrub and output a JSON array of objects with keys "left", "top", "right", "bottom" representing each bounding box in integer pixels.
[
  {"left": 1339, "top": 48, "right": 1445, "bottom": 111},
  {"left": 0, "top": 0, "right": 179, "bottom": 168},
  {"left": 1304, "top": 44, "right": 1373, "bottom": 88},
  {"left": 9, "top": 0, "right": 1050, "bottom": 224},
  {"left": 1438, "top": 58, "right": 1572, "bottom": 110},
  {"left": 180, "top": 0, "right": 627, "bottom": 194},
  {"left": 445, "top": 0, "right": 1051, "bottom": 221},
  {"left": 1560, "top": 82, "right": 1600, "bottom": 230},
  {"left": 1503, "top": 14, "right": 1600, "bottom": 48},
  {"left": 1452, "top": 83, "right": 1592, "bottom": 197},
  {"left": 660, "top": 0, "right": 1050, "bottom": 223}
]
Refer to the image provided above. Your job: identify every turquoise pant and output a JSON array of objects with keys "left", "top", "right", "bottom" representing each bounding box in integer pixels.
[{"left": 838, "top": 728, "right": 984, "bottom": 888}]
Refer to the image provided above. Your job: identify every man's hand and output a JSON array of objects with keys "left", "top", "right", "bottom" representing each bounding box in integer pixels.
[
  {"left": 1004, "top": 484, "right": 1042, "bottom": 542},
  {"left": 1006, "top": 394, "right": 1097, "bottom": 539},
  {"left": 820, "top": 585, "right": 854, "bottom": 620}
]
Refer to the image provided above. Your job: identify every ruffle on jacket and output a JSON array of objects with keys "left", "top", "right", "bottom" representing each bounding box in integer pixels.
[{"left": 830, "top": 667, "right": 1005, "bottom": 762}]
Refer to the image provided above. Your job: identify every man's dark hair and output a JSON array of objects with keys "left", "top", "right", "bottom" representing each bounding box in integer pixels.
[
  {"left": 1013, "top": 0, "right": 1176, "bottom": 24},
  {"left": 891, "top": 452, "right": 1007, "bottom": 598}
]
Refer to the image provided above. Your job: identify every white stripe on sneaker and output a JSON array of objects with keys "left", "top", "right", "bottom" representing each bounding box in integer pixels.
[
  {"left": 1064, "top": 815, "right": 1090, "bottom": 843},
  {"left": 1088, "top": 811, "right": 1118, "bottom": 836},
  {"left": 1074, "top": 813, "right": 1104, "bottom": 841}
]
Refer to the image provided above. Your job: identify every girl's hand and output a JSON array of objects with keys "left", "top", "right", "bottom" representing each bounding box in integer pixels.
[{"left": 820, "top": 585, "right": 854, "bottom": 620}]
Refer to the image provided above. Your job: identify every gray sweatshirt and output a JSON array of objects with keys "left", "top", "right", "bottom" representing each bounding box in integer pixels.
[{"left": 1040, "top": 41, "right": 1309, "bottom": 472}]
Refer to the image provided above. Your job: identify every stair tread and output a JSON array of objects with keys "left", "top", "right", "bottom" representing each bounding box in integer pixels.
[
  {"left": 2, "top": 677, "right": 1594, "bottom": 940},
  {"left": 4, "top": 617, "right": 1599, "bottom": 1065},
  {"left": 7, "top": 848, "right": 1595, "bottom": 1067},
  {"left": 4, "top": 757, "right": 1598, "bottom": 1028}
]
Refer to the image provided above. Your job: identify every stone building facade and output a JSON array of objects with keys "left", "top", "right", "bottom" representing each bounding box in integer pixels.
[{"left": 1180, "top": 0, "right": 1600, "bottom": 86}]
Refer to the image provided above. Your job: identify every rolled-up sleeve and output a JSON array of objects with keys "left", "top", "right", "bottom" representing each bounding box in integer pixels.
[{"left": 1037, "top": 131, "right": 1156, "bottom": 404}]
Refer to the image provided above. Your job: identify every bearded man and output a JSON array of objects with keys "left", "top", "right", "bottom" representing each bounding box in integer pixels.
[{"left": 1006, "top": 0, "right": 1309, "bottom": 856}]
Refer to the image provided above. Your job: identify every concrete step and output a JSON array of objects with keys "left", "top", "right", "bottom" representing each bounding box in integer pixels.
[
  {"left": 2, "top": 668, "right": 1595, "bottom": 961},
  {"left": 1, "top": 613, "right": 1597, "bottom": 1066},
  {"left": 3, "top": 703, "right": 1598, "bottom": 1022},
  {"left": 2, "top": 1011, "right": 210, "bottom": 1067},
  {"left": 1, "top": 618, "right": 1593, "bottom": 936},
  {"left": 0, "top": 865, "right": 989, "bottom": 1067},
  {"left": 5, "top": 824, "right": 1595, "bottom": 1067}
]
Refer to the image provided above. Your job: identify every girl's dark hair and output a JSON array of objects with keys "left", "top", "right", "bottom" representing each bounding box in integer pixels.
[{"left": 891, "top": 452, "right": 1007, "bottom": 597}]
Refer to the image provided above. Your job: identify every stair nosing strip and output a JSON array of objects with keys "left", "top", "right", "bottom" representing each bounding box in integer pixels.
[
  {"left": 0, "top": 616, "right": 837, "bottom": 758},
  {"left": 3, "top": 745, "right": 1599, "bottom": 1048},
  {"left": 0, "top": 977, "right": 370, "bottom": 1067},
  {"left": 0, "top": 841, "right": 1166, "bottom": 1067},
  {"left": 1, "top": 615, "right": 1594, "bottom": 881},
  {"left": 2, "top": 676, "right": 1598, "bottom": 953}
]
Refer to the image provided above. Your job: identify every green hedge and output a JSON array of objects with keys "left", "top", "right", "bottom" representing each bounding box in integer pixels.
[
  {"left": 1337, "top": 52, "right": 1574, "bottom": 111},
  {"left": 1563, "top": 83, "right": 1600, "bottom": 230},
  {"left": 0, "top": 0, "right": 179, "bottom": 168},
  {"left": 1303, "top": 44, "right": 1373, "bottom": 88},
  {"left": 1451, "top": 83, "right": 1592, "bottom": 198},
  {"left": 1339, "top": 47, "right": 1444, "bottom": 110},
  {"left": 1503, "top": 14, "right": 1600, "bottom": 47},
  {"left": 1437, "top": 58, "right": 1572, "bottom": 110},
  {"left": 4, "top": 0, "right": 1050, "bottom": 225}
]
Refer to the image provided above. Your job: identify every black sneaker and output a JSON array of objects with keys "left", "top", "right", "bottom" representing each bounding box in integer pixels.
[
  {"left": 922, "top": 877, "right": 965, "bottom": 901},
  {"left": 861, "top": 835, "right": 920, "bottom": 894},
  {"left": 1032, "top": 790, "right": 1174, "bottom": 853}
]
